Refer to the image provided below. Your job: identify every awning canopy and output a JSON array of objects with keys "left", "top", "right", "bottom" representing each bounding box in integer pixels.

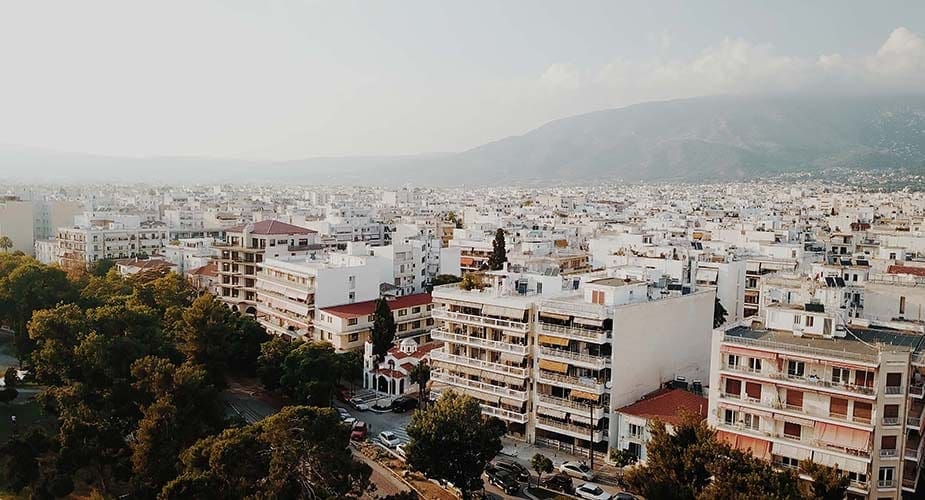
[
  {"left": 815, "top": 422, "right": 870, "bottom": 452},
  {"left": 537, "top": 406, "right": 567, "bottom": 419},
  {"left": 570, "top": 390, "right": 599, "bottom": 402},
  {"left": 482, "top": 304, "right": 527, "bottom": 321},
  {"left": 718, "top": 431, "right": 770, "bottom": 460},
  {"left": 573, "top": 316, "right": 604, "bottom": 327},
  {"left": 460, "top": 257, "right": 476, "bottom": 266},
  {"left": 538, "top": 334, "right": 570, "bottom": 347},
  {"left": 720, "top": 345, "right": 777, "bottom": 359},
  {"left": 538, "top": 359, "right": 569, "bottom": 374},
  {"left": 772, "top": 443, "right": 812, "bottom": 461},
  {"left": 569, "top": 414, "right": 592, "bottom": 425},
  {"left": 539, "top": 311, "right": 570, "bottom": 321},
  {"left": 499, "top": 352, "right": 525, "bottom": 363},
  {"left": 811, "top": 451, "right": 868, "bottom": 474}
]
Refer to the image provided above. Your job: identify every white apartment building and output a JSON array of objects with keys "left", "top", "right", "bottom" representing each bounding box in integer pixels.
[
  {"left": 0, "top": 197, "right": 35, "bottom": 254},
  {"left": 429, "top": 268, "right": 715, "bottom": 460},
  {"left": 316, "top": 293, "right": 434, "bottom": 352},
  {"left": 709, "top": 306, "right": 925, "bottom": 498},
  {"left": 56, "top": 214, "right": 168, "bottom": 270},
  {"left": 372, "top": 242, "right": 424, "bottom": 296},
  {"left": 253, "top": 251, "right": 382, "bottom": 341},
  {"left": 304, "top": 206, "right": 388, "bottom": 247},
  {"left": 161, "top": 238, "right": 214, "bottom": 274}
]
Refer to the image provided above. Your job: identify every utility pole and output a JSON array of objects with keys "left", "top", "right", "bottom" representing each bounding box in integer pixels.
[{"left": 589, "top": 402, "right": 594, "bottom": 470}]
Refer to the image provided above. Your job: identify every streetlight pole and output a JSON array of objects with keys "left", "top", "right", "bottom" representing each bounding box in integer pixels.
[{"left": 589, "top": 401, "right": 594, "bottom": 470}]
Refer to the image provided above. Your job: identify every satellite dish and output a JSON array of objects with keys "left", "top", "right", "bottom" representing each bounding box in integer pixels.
[{"left": 604, "top": 381, "right": 613, "bottom": 389}]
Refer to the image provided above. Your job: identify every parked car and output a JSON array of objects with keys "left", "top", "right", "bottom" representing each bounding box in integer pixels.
[
  {"left": 613, "top": 494, "right": 637, "bottom": 500},
  {"left": 575, "top": 482, "right": 611, "bottom": 500},
  {"left": 390, "top": 396, "right": 419, "bottom": 413},
  {"left": 486, "top": 469, "right": 520, "bottom": 495},
  {"left": 378, "top": 431, "right": 401, "bottom": 448},
  {"left": 395, "top": 443, "right": 407, "bottom": 460},
  {"left": 488, "top": 459, "right": 529, "bottom": 482},
  {"left": 349, "top": 398, "right": 370, "bottom": 411},
  {"left": 350, "top": 421, "right": 368, "bottom": 441},
  {"left": 542, "top": 473, "right": 574, "bottom": 494},
  {"left": 559, "top": 461, "right": 595, "bottom": 480}
]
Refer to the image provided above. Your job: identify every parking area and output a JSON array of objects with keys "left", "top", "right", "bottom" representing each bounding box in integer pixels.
[{"left": 335, "top": 399, "right": 413, "bottom": 446}]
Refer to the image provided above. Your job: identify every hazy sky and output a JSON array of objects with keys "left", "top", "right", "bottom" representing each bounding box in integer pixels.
[{"left": 1, "top": 1, "right": 924, "bottom": 159}]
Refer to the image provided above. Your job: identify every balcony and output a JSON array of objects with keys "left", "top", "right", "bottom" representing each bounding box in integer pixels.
[
  {"left": 537, "top": 322, "right": 609, "bottom": 343},
  {"left": 882, "top": 417, "right": 901, "bottom": 427},
  {"left": 535, "top": 416, "right": 606, "bottom": 442},
  {"left": 723, "top": 334, "right": 879, "bottom": 364},
  {"left": 880, "top": 449, "right": 899, "bottom": 459},
  {"left": 537, "top": 346, "right": 609, "bottom": 370},
  {"left": 537, "top": 371, "right": 606, "bottom": 393},
  {"left": 877, "top": 480, "right": 896, "bottom": 489},
  {"left": 910, "top": 384, "right": 925, "bottom": 398},
  {"left": 536, "top": 394, "right": 607, "bottom": 418},
  {"left": 431, "top": 328, "right": 528, "bottom": 355},
  {"left": 885, "top": 385, "right": 904, "bottom": 396},
  {"left": 479, "top": 404, "right": 529, "bottom": 424},
  {"left": 430, "top": 349, "right": 529, "bottom": 378},
  {"left": 432, "top": 307, "right": 529, "bottom": 333},
  {"left": 431, "top": 371, "right": 528, "bottom": 401},
  {"left": 718, "top": 392, "right": 873, "bottom": 427},
  {"left": 721, "top": 364, "right": 877, "bottom": 398},
  {"left": 904, "top": 446, "right": 920, "bottom": 461}
]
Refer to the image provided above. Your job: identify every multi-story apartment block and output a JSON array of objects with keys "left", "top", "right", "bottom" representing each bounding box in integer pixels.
[
  {"left": 161, "top": 238, "right": 214, "bottom": 274},
  {"left": 372, "top": 242, "right": 424, "bottom": 296},
  {"left": 253, "top": 251, "right": 383, "bottom": 341},
  {"left": 709, "top": 305, "right": 925, "bottom": 499},
  {"left": 56, "top": 215, "right": 168, "bottom": 270},
  {"left": 216, "top": 220, "right": 320, "bottom": 314},
  {"left": 0, "top": 196, "right": 35, "bottom": 254},
  {"left": 316, "top": 293, "right": 433, "bottom": 352},
  {"left": 430, "top": 269, "right": 714, "bottom": 460}
]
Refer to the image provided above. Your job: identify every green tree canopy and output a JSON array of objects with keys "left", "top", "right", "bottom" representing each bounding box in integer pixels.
[
  {"left": 487, "top": 228, "right": 507, "bottom": 271},
  {"left": 279, "top": 341, "right": 339, "bottom": 406},
  {"left": 370, "top": 297, "right": 396, "bottom": 362},
  {"left": 406, "top": 391, "right": 506, "bottom": 499}
]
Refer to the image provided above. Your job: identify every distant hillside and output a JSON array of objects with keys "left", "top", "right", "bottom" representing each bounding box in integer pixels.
[{"left": 1, "top": 94, "right": 924, "bottom": 185}]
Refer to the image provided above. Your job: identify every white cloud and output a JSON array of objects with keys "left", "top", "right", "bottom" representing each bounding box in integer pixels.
[{"left": 534, "top": 27, "right": 925, "bottom": 114}]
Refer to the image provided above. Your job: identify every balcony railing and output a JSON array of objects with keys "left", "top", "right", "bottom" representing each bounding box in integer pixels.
[
  {"left": 431, "top": 371, "right": 528, "bottom": 400},
  {"left": 432, "top": 307, "right": 529, "bottom": 333},
  {"left": 910, "top": 384, "right": 925, "bottom": 398},
  {"left": 535, "top": 416, "right": 606, "bottom": 441},
  {"left": 905, "top": 447, "right": 920, "bottom": 461},
  {"left": 538, "top": 346, "right": 609, "bottom": 369},
  {"left": 885, "top": 385, "right": 903, "bottom": 395},
  {"left": 536, "top": 394, "right": 607, "bottom": 415},
  {"left": 537, "top": 322, "right": 609, "bottom": 343},
  {"left": 723, "top": 335, "right": 879, "bottom": 363},
  {"left": 431, "top": 328, "right": 528, "bottom": 355},
  {"left": 908, "top": 415, "right": 922, "bottom": 428},
  {"left": 883, "top": 417, "right": 901, "bottom": 426},
  {"left": 479, "top": 404, "right": 528, "bottom": 424},
  {"left": 880, "top": 449, "right": 899, "bottom": 458},
  {"left": 430, "top": 349, "right": 529, "bottom": 377},
  {"left": 537, "top": 371, "right": 606, "bottom": 393},
  {"left": 878, "top": 480, "right": 896, "bottom": 489}
]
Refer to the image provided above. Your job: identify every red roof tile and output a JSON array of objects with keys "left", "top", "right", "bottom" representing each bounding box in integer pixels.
[
  {"left": 616, "top": 388, "right": 708, "bottom": 427},
  {"left": 189, "top": 262, "right": 218, "bottom": 277},
  {"left": 321, "top": 293, "right": 432, "bottom": 319},
  {"left": 887, "top": 265, "right": 925, "bottom": 277},
  {"left": 226, "top": 219, "right": 316, "bottom": 235}
]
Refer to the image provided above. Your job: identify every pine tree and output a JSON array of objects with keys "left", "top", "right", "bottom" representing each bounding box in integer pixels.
[
  {"left": 488, "top": 228, "right": 507, "bottom": 271},
  {"left": 370, "top": 297, "right": 396, "bottom": 362}
]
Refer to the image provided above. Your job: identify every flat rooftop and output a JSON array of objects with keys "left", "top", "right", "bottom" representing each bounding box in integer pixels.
[
  {"left": 726, "top": 324, "right": 925, "bottom": 358},
  {"left": 588, "top": 277, "right": 643, "bottom": 287}
]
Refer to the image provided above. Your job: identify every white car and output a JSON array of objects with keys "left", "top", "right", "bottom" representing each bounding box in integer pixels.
[
  {"left": 378, "top": 431, "right": 401, "bottom": 448},
  {"left": 575, "top": 482, "right": 611, "bottom": 500},
  {"left": 337, "top": 408, "right": 356, "bottom": 426},
  {"left": 349, "top": 398, "right": 370, "bottom": 411},
  {"left": 559, "top": 461, "right": 594, "bottom": 480},
  {"left": 395, "top": 443, "right": 408, "bottom": 460}
]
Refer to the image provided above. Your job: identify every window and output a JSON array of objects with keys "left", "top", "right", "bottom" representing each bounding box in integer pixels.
[
  {"left": 398, "top": 309, "right": 408, "bottom": 316},
  {"left": 787, "top": 360, "right": 805, "bottom": 378},
  {"left": 348, "top": 332, "right": 359, "bottom": 343},
  {"left": 348, "top": 291, "right": 355, "bottom": 303},
  {"left": 779, "top": 456, "right": 799, "bottom": 469},
  {"left": 723, "top": 409, "right": 738, "bottom": 425},
  {"left": 881, "top": 435, "right": 897, "bottom": 451},
  {"left": 743, "top": 413, "right": 760, "bottom": 430},
  {"left": 591, "top": 290, "right": 604, "bottom": 304},
  {"left": 368, "top": 315, "right": 374, "bottom": 322},
  {"left": 748, "top": 357, "right": 761, "bottom": 372},
  {"left": 727, "top": 354, "right": 739, "bottom": 368},
  {"left": 878, "top": 467, "right": 894, "bottom": 485},
  {"left": 786, "top": 390, "right": 803, "bottom": 410},
  {"left": 884, "top": 404, "right": 899, "bottom": 421},
  {"left": 832, "top": 367, "right": 849, "bottom": 384},
  {"left": 783, "top": 422, "right": 801, "bottom": 439},
  {"left": 724, "top": 378, "right": 742, "bottom": 398},
  {"left": 793, "top": 315, "right": 801, "bottom": 325},
  {"left": 412, "top": 306, "right": 421, "bottom": 313},
  {"left": 745, "top": 382, "right": 762, "bottom": 400},
  {"left": 829, "top": 397, "right": 848, "bottom": 418},
  {"left": 900, "top": 296, "right": 906, "bottom": 315},
  {"left": 348, "top": 318, "right": 358, "bottom": 326},
  {"left": 805, "top": 315, "right": 814, "bottom": 327},
  {"left": 886, "top": 372, "right": 902, "bottom": 389},
  {"left": 855, "top": 370, "right": 874, "bottom": 388},
  {"left": 628, "top": 423, "right": 643, "bottom": 438},
  {"left": 853, "top": 402, "right": 872, "bottom": 423}
]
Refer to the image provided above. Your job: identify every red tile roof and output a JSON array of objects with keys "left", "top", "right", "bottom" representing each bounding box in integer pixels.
[
  {"left": 189, "top": 262, "right": 218, "bottom": 277},
  {"left": 887, "top": 265, "right": 925, "bottom": 277},
  {"left": 226, "top": 219, "right": 316, "bottom": 235},
  {"left": 321, "top": 293, "right": 432, "bottom": 319},
  {"left": 616, "top": 388, "right": 708, "bottom": 427}
]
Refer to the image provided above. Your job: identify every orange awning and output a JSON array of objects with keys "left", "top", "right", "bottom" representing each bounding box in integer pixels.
[
  {"left": 736, "top": 436, "right": 771, "bottom": 460},
  {"left": 538, "top": 334, "right": 570, "bottom": 347},
  {"left": 538, "top": 359, "right": 568, "bottom": 374},
  {"left": 570, "top": 390, "right": 599, "bottom": 401},
  {"left": 815, "top": 423, "right": 870, "bottom": 452},
  {"left": 460, "top": 257, "right": 475, "bottom": 266},
  {"left": 720, "top": 345, "right": 776, "bottom": 359}
]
